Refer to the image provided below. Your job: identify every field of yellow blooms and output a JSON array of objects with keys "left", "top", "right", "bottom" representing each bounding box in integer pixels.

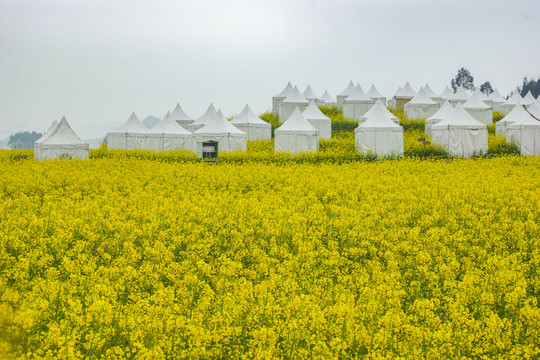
[{"left": 1, "top": 154, "right": 539, "bottom": 359}]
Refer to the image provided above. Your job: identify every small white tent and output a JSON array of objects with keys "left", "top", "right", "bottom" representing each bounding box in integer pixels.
[
  {"left": 146, "top": 111, "right": 194, "bottom": 151},
  {"left": 423, "top": 83, "right": 443, "bottom": 106},
  {"left": 194, "top": 110, "right": 247, "bottom": 152},
  {"left": 489, "top": 89, "right": 506, "bottom": 112},
  {"left": 321, "top": 90, "right": 335, "bottom": 105},
  {"left": 366, "top": 84, "right": 386, "bottom": 105},
  {"left": 354, "top": 108, "right": 404, "bottom": 158},
  {"left": 337, "top": 81, "right": 357, "bottom": 106},
  {"left": 463, "top": 89, "right": 493, "bottom": 125},
  {"left": 431, "top": 104, "right": 488, "bottom": 158},
  {"left": 188, "top": 103, "right": 218, "bottom": 132},
  {"left": 35, "top": 117, "right": 89, "bottom": 160},
  {"left": 274, "top": 107, "right": 319, "bottom": 153},
  {"left": 302, "top": 101, "right": 332, "bottom": 139},
  {"left": 501, "top": 91, "right": 522, "bottom": 115},
  {"left": 506, "top": 109, "right": 540, "bottom": 156},
  {"left": 279, "top": 86, "right": 309, "bottom": 122},
  {"left": 404, "top": 87, "right": 439, "bottom": 119},
  {"left": 522, "top": 91, "right": 536, "bottom": 106},
  {"left": 170, "top": 103, "right": 194, "bottom": 128},
  {"left": 495, "top": 103, "right": 531, "bottom": 137},
  {"left": 34, "top": 120, "right": 58, "bottom": 159},
  {"left": 342, "top": 85, "right": 374, "bottom": 120},
  {"left": 272, "top": 82, "right": 293, "bottom": 114},
  {"left": 230, "top": 104, "right": 272, "bottom": 140},
  {"left": 107, "top": 112, "right": 150, "bottom": 150},
  {"left": 425, "top": 100, "right": 454, "bottom": 138},
  {"left": 449, "top": 86, "right": 470, "bottom": 106},
  {"left": 394, "top": 81, "right": 416, "bottom": 109},
  {"left": 440, "top": 86, "right": 454, "bottom": 101},
  {"left": 359, "top": 100, "right": 400, "bottom": 125},
  {"left": 303, "top": 85, "right": 322, "bottom": 105}
]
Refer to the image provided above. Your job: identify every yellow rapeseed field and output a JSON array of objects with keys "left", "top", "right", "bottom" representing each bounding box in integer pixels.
[{"left": 1, "top": 155, "right": 539, "bottom": 359}]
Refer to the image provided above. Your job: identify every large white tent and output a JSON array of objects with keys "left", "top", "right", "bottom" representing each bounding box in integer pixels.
[
  {"left": 35, "top": 117, "right": 89, "bottom": 160},
  {"left": 279, "top": 86, "right": 310, "bottom": 121},
  {"left": 449, "top": 86, "right": 470, "bottom": 106},
  {"left": 230, "top": 104, "right": 272, "bottom": 140},
  {"left": 272, "top": 82, "right": 293, "bottom": 114},
  {"left": 170, "top": 103, "right": 194, "bottom": 129},
  {"left": 404, "top": 87, "right": 439, "bottom": 119},
  {"left": 146, "top": 111, "right": 194, "bottom": 151},
  {"left": 522, "top": 91, "right": 536, "bottom": 106},
  {"left": 489, "top": 89, "right": 506, "bottom": 112},
  {"left": 274, "top": 107, "right": 319, "bottom": 153},
  {"left": 302, "top": 101, "right": 332, "bottom": 139},
  {"left": 393, "top": 81, "right": 416, "bottom": 109},
  {"left": 506, "top": 109, "right": 540, "bottom": 156},
  {"left": 431, "top": 104, "right": 488, "bottom": 158},
  {"left": 303, "top": 85, "right": 322, "bottom": 105},
  {"left": 107, "top": 112, "right": 150, "bottom": 150},
  {"left": 359, "top": 100, "right": 400, "bottom": 125},
  {"left": 495, "top": 103, "right": 531, "bottom": 137},
  {"left": 34, "top": 120, "right": 58, "bottom": 158},
  {"left": 337, "top": 81, "right": 356, "bottom": 106},
  {"left": 423, "top": 83, "right": 443, "bottom": 106},
  {"left": 425, "top": 100, "right": 454, "bottom": 138},
  {"left": 501, "top": 91, "right": 522, "bottom": 115},
  {"left": 463, "top": 89, "right": 493, "bottom": 125},
  {"left": 355, "top": 108, "right": 404, "bottom": 158},
  {"left": 194, "top": 110, "right": 247, "bottom": 152},
  {"left": 321, "top": 90, "right": 335, "bottom": 105},
  {"left": 342, "top": 85, "right": 374, "bottom": 120},
  {"left": 366, "top": 84, "right": 386, "bottom": 105}
]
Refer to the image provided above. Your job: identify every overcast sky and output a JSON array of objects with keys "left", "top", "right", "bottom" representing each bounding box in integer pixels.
[{"left": 1, "top": 0, "right": 539, "bottom": 138}]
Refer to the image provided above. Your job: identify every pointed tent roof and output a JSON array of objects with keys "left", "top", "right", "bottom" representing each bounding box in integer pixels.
[
  {"left": 231, "top": 104, "right": 271, "bottom": 126},
  {"left": 463, "top": 89, "right": 491, "bottom": 110},
  {"left": 344, "top": 84, "right": 371, "bottom": 102},
  {"left": 503, "top": 91, "right": 522, "bottom": 106},
  {"left": 195, "top": 110, "right": 246, "bottom": 136},
  {"left": 170, "top": 103, "right": 193, "bottom": 122},
  {"left": 192, "top": 103, "right": 217, "bottom": 126},
  {"left": 423, "top": 83, "right": 440, "bottom": 99},
  {"left": 366, "top": 84, "right": 384, "bottom": 99},
  {"left": 507, "top": 107, "right": 540, "bottom": 128},
  {"left": 40, "top": 117, "right": 87, "bottom": 145},
  {"left": 357, "top": 108, "right": 402, "bottom": 131},
  {"left": 150, "top": 112, "right": 192, "bottom": 135},
  {"left": 361, "top": 99, "right": 399, "bottom": 123},
  {"left": 450, "top": 86, "right": 470, "bottom": 102},
  {"left": 427, "top": 100, "right": 454, "bottom": 122},
  {"left": 302, "top": 101, "right": 331, "bottom": 121},
  {"left": 321, "top": 90, "right": 334, "bottom": 103},
  {"left": 440, "top": 86, "right": 453, "bottom": 100},
  {"left": 498, "top": 102, "right": 531, "bottom": 125},
  {"left": 522, "top": 91, "right": 536, "bottom": 106},
  {"left": 302, "top": 85, "right": 319, "bottom": 100},
  {"left": 282, "top": 86, "right": 309, "bottom": 104},
  {"left": 36, "top": 120, "right": 59, "bottom": 144},
  {"left": 489, "top": 88, "right": 505, "bottom": 102},
  {"left": 393, "top": 86, "right": 402, "bottom": 97},
  {"left": 432, "top": 104, "right": 487, "bottom": 129},
  {"left": 274, "top": 82, "right": 294, "bottom": 98},
  {"left": 338, "top": 81, "right": 357, "bottom": 96},
  {"left": 395, "top": 82, "right": 416, "bottom": 98},
  {"left": 407, "top": 87, "right": 437, "bottom": 105},
  {"left": 527, "top": 102, "right": 540, "bottom": 120},
  {"left": 110, "top": 112, "right": 149, "bottom": 134},
  {"left": 275, "top": 107, "right": 318, "bottom": 134}
]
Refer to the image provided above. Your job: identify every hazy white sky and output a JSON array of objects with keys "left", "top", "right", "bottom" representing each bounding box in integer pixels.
[{"left": 1, "top": 0, "right": 539, "bottom": 138}]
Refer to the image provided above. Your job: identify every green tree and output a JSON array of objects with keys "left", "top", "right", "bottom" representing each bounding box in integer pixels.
[
  {"left": 479, "top": 81, "right": 493, "bottom": 95},
  {"left": 8, "top": 131, "right": 42, "bottom": 149},
  {"left": 451, "top": 68, "right": 475, "bottom": 92}
]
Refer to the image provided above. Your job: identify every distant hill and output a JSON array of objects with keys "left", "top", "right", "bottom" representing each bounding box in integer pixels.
[
  {"left": 143, "top": 115, "right": 161, "bottom": 129},
  {"left": 85, "top": 137, "right": 106, "bottom": 149},
  {"left": 0, "top": 138, "right": 10, "bottom": 149}
]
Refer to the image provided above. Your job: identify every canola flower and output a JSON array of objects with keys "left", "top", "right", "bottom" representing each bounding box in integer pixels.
[{"left": 0, "top": 155, "right": 539, "bottom": 359}]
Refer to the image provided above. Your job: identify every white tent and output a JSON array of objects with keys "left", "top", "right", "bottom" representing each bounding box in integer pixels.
[
  {"left": 355, "top": 108, "right": 404, "bottom": 158},
  {"left": 279, "top": 86, "right": 309, "bottom": 121},
  {"left": 170, "top": 103, "right": 194, "bottom": 128},
  {"left": 394, "top": 81, "right": 416, "bottom": 109},
  {"left": 449, "top": 86, "right": 470, "bottom": 106},
  {"left": 303, "top": 85, "right": 322, "bottom": 105},
  {"left": 495, "top": 103, "right": 531, "bottom": 137},
  {"left": 366, "top": 84, "right": 386, "bottom": 105},
  {"left": 506, "top": 109, "right": 540, "bottom": 156},
  {"left": 463, "top": 89, "right": 493, "bottom": 125},
  {"left": 337, "top": 81, "right": 356, "bottom": 106},
  {"left": 34, "top": 120, "right": 58, "bottom": 159},
  {"left": 107, "top": 112, "right": 150, "bottom": 150},
  {"left": 274, "top": 107, "right": 319, "bottom": 153},
  {"left": 343, "top": 85, "right": 374, "bottom": 120},
  {"left": 404, "top": 87, "right": 439, "bottom": 119},
  {"left": 321, "top": 90, "right": 335, "bottom": 105},
  {"left": 431, "top": 104, "right": 488, "bottom": 158},
  {"left": 522, "top": 91, "right": 536, "bottom": 106},
  {"left": 272, "top": 82, "right": 293, "bottom": 114},
  {"left": 501, "top": 91, "right": 522, "bottom": 115},
  {"left": 194, "top": 110, "right": 247, "bottom": 152},
  {"left": 302, "top": 101, "right": 332, "bottom": 139},
  {"left": 35, "top": 117, "right": 89, "bottom": 160},
  {"left": 359, "top": 100, "right": 400, "bottom": 125},
  {"left": 440, "top": 86, "right": 454, "bottom": 101},
  {"left": 146, "top": 111, "right": 194, "bottom": 151},
  {"left": 425, "top": 100, "right": 454, "bottom": 138},
  {"left": 230, "top": 104, "right": 272, "bottom": 140},
  {"left": 188, "top": 103, "right": 218, "bottom": 132},
  {"left": 527, "top": 102, "right": 540, "bottom": 120},
  {"left": 423, "top": 83, "right": 443, "bottom": 105},
  {"left": 530, "top": 97, "right": 540, "bottom": 110},
  {"left": 489, "top": 89, "right": 506, "bottom": 112}
]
